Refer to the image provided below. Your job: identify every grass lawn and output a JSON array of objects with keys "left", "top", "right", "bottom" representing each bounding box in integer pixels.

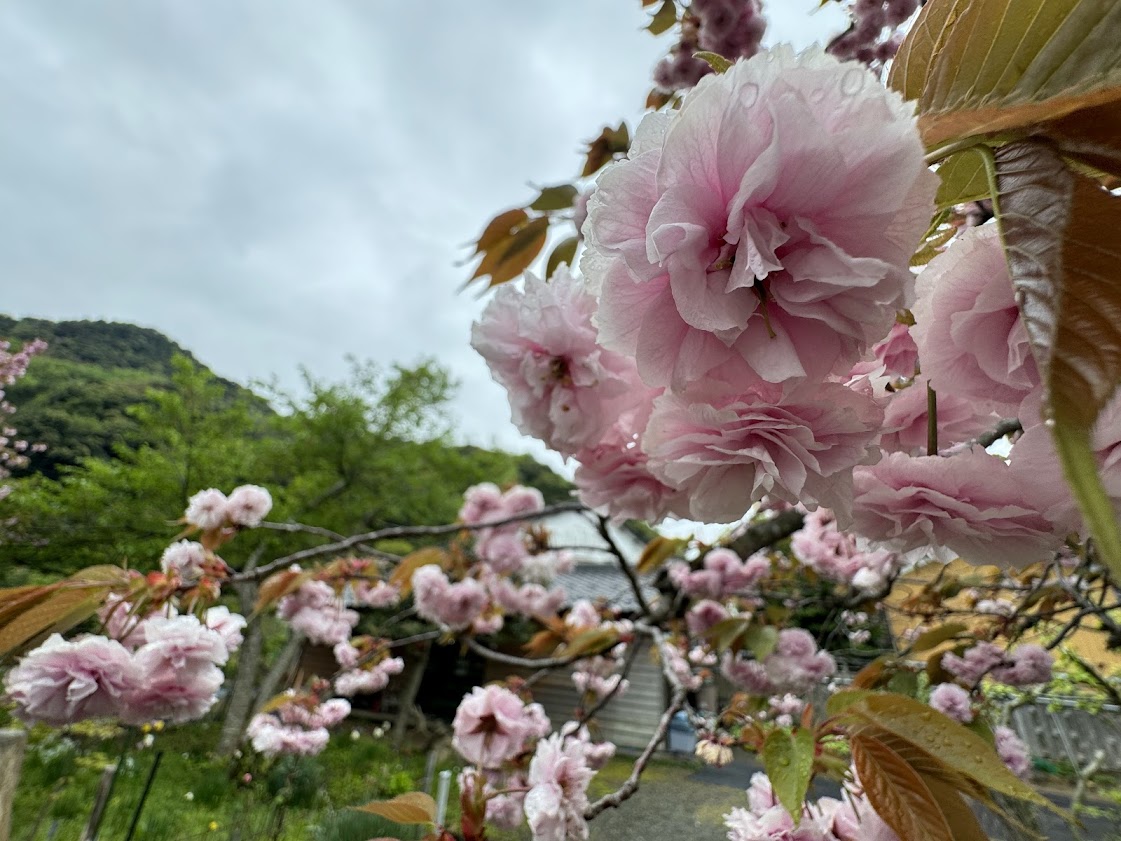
[
  {"left": 9, "top": 714, "right": 746, "bottom": 841},
  {"left": 9, "top": 718, "right": 458, "bottom": 841}
]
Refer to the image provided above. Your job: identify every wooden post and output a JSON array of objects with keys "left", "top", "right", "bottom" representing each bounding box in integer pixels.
[
  {"left": 393, "top": 640, "right": 433, "bottom": 750},
  {"left": 0, "top": 730, "right": 27, "bottom": 841},
  {"left": 78, "top": 762, "right": 119, "bottom": 841}
]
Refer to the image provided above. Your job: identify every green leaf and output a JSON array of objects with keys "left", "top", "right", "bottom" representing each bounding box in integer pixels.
[
  {"left": 352, "top": 792, "right": 437, "bottom": 825},
  {"left": 694, "top": 51, "right": 732, "bottom": 73},
  {"left": 546, "top": 236, "right": 580, "bottom": 279},
  {"left": 935, "top": 152, "right": 990, "bottom": 208},
  {"left": 704, "top": 616, "right": 752, "bottom": 654},
  {"left": 560, "top": 626, "right": 619, "bottom": 659},
  {"left": 646, "top": 0, "right": 677, "bottom": 35},
  {"left": 994, "top": 140, "right": 1121, "bottom": 578},
  {"left": 529, "top": 184, "right": 578, "bottom": 212},
  {"left": 890, "top": 0, "right": 1121, "bottom": 148},
  {"left": 762, "top": 728, "right": 815, "bottom": 822},
  {"left": 852, "top": 735, "right": 955, "bottom": 841},
  {"left": 742, "top": 624, "right": 778, "bottom": 661}
]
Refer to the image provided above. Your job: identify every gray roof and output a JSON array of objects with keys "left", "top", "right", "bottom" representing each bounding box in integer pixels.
[
  {"left": 541, "top": 510, "right": 648, "bottom": 565},
  {"left": 554, "top": 561, "right": 661, "bottom": 614}
]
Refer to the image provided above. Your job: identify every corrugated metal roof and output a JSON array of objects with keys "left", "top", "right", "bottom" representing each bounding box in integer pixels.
[
  {"left": 554, "top": 562, "right": 661, "bottom": 613},
  {"left": 540, "top": 510, "right": 647, "bottom": 565}
]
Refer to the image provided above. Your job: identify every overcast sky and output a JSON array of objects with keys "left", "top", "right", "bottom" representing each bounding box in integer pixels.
[{"left": 0, "top": 1, "right": 844, "bottom": 474}]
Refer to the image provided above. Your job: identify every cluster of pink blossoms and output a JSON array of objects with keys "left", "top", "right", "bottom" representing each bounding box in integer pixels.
[
  {"left": 941, "top": 642, "right": 1053, "bottom": 688},
  {"left": 0, "top": 337, "right": 46, "bottom": 500},
  {"left": 277, "top": 578, "right": 360, "bottom": 646},
  {"left": 791, "top": 508, "right": 899, "bottom": 593},
  {"left": 332, "top": 638, "right": 405, "bottom": 696},
  {"left": 452, "top": 684, "right": 614, "bottom": 841},
  {"left": 410, "top": 485, "right": 572, "bottom": 633},
  {"left": 4, "top": 609, "right": 239, "bottom": 727},
  {"left": 725, "top": 771, "right": 900, "bottom": 841},
  {"left": 653, "top": 0, "right": 766, "bottom": 93},
  {"left": 184, "top": 484, "right": 273, "bottom": 531},
  {"left": 669, "top": 547, "right": 769, "bottom": 600},
  {"left": 477, "top": 48, "right": 937, "bottom": 527},
  {"left": 247, "top": 692, "right": 351, "bottom": 757},
  {"left": 722, "top": 629, "right": 836, "bottom": 696}
]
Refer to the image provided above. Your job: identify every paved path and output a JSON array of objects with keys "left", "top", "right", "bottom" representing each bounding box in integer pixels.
[{"left": 585, "top": 753, "right": 1121, "bottom": 841}]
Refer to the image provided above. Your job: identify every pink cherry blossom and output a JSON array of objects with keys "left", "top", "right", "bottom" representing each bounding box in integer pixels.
[
  {"left": 942, "top": 642, "right": 1007, "bottom": 686},
  {"left": 122, "top": 615, "right": 227, "bottom": 725},
  {"left": 992, "top": 644, "right": 1053, "bottom": 687},
  {"left": 491, "top": 579, "right": 567, "bottom": 620},
  {"left": 722, "top": 629, "right": 835, "bottom": 695},
  {"left": 225, "top": 484, "right": 273, "bottom": 527},
  {"left": 471, "top": 266, "right": 648, "bottom": 456},
  {"left": 460, "top": 483, "right": 506, "bottom": 525},
  {"left": 686, "top": 599, "right": 731, "bottom": 636},
  {"left": 475, "top": 529, "right": 529, "bottom": 574},
  {"left": 995, "top": 725, "right": 1031, "bottom": 778},
  {"left": 928, "top": 683, "right": 973, "bottom": 723},
  {"left": 277, "top": 580, "right": 359, "bottom": 646},
  {"left": 791, "top": 507, "right": 899, "bottom": 590},
  {"left": 872, "top": 322, "right": 918, "bottom": 379},
  {"left": 352, "top": 580, "right": 401, "bottom": 608},
  {"left": 524, "top": 733, "right": 596, "bottom": 841},
  {"left": 184, "top": 488, "right": 228, "bottom": 531},
  {"left": 334, "top": 657, "right": 404, "bottom": 697},
  {"left": 912, "top": 224, "right": 1039, "bottom": 415},
  {"left": 586, "top": 48, "right": 936, "bottom": 393},
  {"left": 878, "top": 376, "right": 998, "bottom": 455},
  {"left": 851, "top": 449, "right": 1063, "bottom": 567},
  {"left": 247, "top": 713, "right": 330, "bottom": 757},
  {"left": 501, "top": 485, "right": 546, "bottom": 517},
  {"left": 3, "top": 634, "right": 136, "bottom": 725},
  {"left": 573, "top": 428, "right": 687, "bottom": 523},
  {"left": 565, "top": 600, "right": 601, "bottom": 630},
  {"left": 204, "top": 606, "right": 246, "bottom": 653},
  {"left": 1010, "top": 392, "right": 1121, "bottom": 535},
  {"left": 644, "top": 382, "right": 882, "bottom": 524},
  {"left": 453, "top": 684, "right": 547, "bottom": 769},
  {"left": 412, "top": 565, "right": 490, "bottom": 631},
  {"left": 160, "top": 540, "right": 208, "bottom": 581}
]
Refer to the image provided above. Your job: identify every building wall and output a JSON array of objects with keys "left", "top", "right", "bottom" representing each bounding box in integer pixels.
[{"left": 485, "top": 638, "right": 668, "bottom": 751}]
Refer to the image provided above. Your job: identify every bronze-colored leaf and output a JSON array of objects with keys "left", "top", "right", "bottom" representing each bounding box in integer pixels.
[
  {"left": 646, "top": 0, "right": 677, "bottom": 35},
  {"left": 473, "top": 208, "right": 529, "bottom": 255},
  {"left": 890, "top": 0, "right": 1121, "bottom": 149},
  {"left": 485, "top": 216, "right": 549, "bottom": 286},
  {"left": 255, "top": 568, "right": 311, "bottom": 613},
  {"left": 390, "top": 548, "right": 450, "bottom": 599},
  {"left": 703, "top": 617, "right": 752, "bottom": 654},
  {"left": 852, "top": 735, "right": 954, "bottom": 841},
  {"left": 908, "top": 623, "right": 968, "bottom": 653},
  {"left": 529, "top": 184, "right": 579, "bottom": 212},
  {"left": 559, "top": 626, "right": 618, "bottom": 659},
  {"left": 636, "top": 535, "right": 685, "bottom": 574},
  {"left": 581, "top": 123, "right": 630, "bottom": 178},
  {"left": 923, "top": 777, "right": 992, "bottom": 841},
  {"left": 995, "top": 140, "right": 1121, "bottom": 575},
  {"left": 694, "top": 51, "right": 732, "bottom": 73},
  {"left": 848, "top": 693, "right": 1062, "bottom": 812},
  {"left": 0, "top": 586, "right": 109, "bottom": 657},
  {"left": 352, "top": 792, "right": 437, "bottom": 826},
  {"left": 546, "top": 236, "right": 580, "bottom": 279}
]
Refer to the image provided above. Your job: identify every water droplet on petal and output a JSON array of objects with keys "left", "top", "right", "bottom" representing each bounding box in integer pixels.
[
  {"left": 739, "top": 83, "right": 760, "bottom": 108},
  {"left": 841, "top": 68, "right": 866, "bottom": 97}
]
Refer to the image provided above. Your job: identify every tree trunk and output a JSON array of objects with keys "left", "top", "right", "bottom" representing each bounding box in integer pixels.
[
  {"left": 393, "top": 640, "right": 433, "bottom": 750},
  {"left": 217, "top": 581, "right": 264, "bottom": 756},
  {"left": 0, "top": 730, "right": 27, "bottom": 841},
  {"left": 254, "top": 633, "right": 305, "bottom": 711}
]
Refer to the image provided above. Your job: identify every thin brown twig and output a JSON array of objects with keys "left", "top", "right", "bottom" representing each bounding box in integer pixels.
[{"left": 237, "top": 501, "right": 588, "bottom": 582}]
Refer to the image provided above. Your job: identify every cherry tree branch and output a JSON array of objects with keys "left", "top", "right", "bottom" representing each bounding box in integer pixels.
[
  {"left": 583, "top": 685, "right": 687, "bottom": 819},
  {"left": 237, "top": 501, "right": 588, "bottom": 582},
  {"left": 595, "top": 514, "right": 652, "bottom": 616},
  {"left": 574, "top": 642, "right": 642, "bottom": 729},
  {"left": 728, "top": 508, "right": 804, "bottom": 558},
  {"left": 465, "top": 638, "right": 591, "bottom": 671}
]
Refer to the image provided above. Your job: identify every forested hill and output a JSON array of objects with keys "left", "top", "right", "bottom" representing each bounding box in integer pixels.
[
  {"left": 1, "top": 315, "right": 267, "bottom": 477},
  {"left": 0, "top": 316, "right": 576, "bottom": 582}
]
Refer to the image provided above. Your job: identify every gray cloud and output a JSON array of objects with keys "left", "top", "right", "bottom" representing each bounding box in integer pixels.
[{"left": 0, "top": 1, "right": 843, "bottom": 474}]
